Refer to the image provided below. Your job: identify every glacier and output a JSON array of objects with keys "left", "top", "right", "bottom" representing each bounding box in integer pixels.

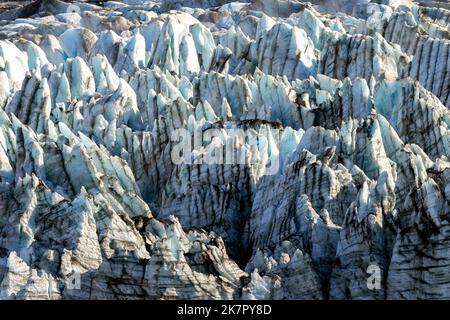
[{"left": 0, "top": 0, "right": 449, "bottom": 300}]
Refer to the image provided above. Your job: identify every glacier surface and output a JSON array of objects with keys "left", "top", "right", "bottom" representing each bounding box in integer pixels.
[{"left": 0, "top": 0, "right": 449, "bottom": 299}]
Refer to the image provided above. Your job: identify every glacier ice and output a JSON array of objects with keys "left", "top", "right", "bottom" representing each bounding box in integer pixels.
[{"left": 0, "top": 0, "right": 449, "bottom": 300}]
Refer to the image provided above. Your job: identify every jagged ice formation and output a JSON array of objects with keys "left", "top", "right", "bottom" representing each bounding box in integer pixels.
[{"left": 0, "top": 0, "right": 449, "bottom": 300}]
